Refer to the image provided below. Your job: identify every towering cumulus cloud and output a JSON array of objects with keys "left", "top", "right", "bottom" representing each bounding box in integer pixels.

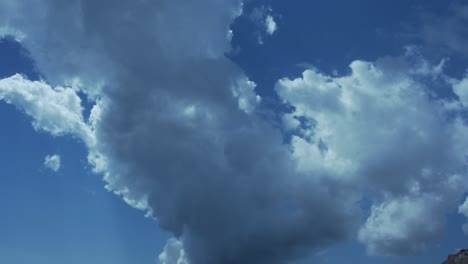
[
  {"left": 276, "top": 51, "right": 468, "bottom": 255},
  {"left": 0, "top": 1, "right": 468, "bottom": 264}
]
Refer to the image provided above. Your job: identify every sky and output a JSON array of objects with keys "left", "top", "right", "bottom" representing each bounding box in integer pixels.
[{"left": 0, "top": 1, "right": 468, "bottom": 264}]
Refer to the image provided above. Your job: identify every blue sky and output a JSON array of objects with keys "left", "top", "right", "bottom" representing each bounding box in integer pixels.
[{"left": 0, "top": 1, "right": 468, "bottom": 264}]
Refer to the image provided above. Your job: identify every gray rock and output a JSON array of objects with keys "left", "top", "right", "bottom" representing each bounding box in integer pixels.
[{"left": 443, "top": 250, "right": 468, "bottom": 264}]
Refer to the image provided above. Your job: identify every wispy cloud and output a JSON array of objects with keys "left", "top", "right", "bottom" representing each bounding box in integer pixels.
[{"left": 250, "top": 6, "right": 278, "bottom": 44}]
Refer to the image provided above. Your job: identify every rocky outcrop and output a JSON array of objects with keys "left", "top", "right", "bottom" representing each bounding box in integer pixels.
[{"left": 443, "top": 249, "right": 468, "bottom": 264}]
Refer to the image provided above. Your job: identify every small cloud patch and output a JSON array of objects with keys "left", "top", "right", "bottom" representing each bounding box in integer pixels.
[
  {"left": 250, "top": 6, "right": 278, "bottom": 44},
  {"left": 44, "top": 154, "right": 61, "bottom": 172},
  {"left": 265, "top": 15, "right": 277, "bottom": 35}
]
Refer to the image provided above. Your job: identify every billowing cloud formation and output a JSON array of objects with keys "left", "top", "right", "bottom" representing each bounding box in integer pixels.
[
  {"left": 0, "top": 1, "right": 468, "bottom": 264},
  {"left": 358, "top": 190, "right": 459, "bottom": 256},
  {"left": 44, "top": 154, "right": 61, "bottom": 172},
  {"left": 276, "top": 51, "right": 468, "bottom": 255},
  {"left": 0, "top": 1, "right": 357, "bottom": 263}
]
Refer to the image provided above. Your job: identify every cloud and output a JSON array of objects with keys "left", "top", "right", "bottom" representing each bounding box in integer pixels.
[
  {"left": 459, "top": 197, "right": 468, "bottom": 235},
  {"left": 0, "top": 1, "right": 357, "bottom": 263},
  {"left": 265, "top": 15, "right": 277, "bottom": 35},
  {"left": 0, "top": 26, "right": 26, "bottom": 42},
  {"left": 358, "top": 181, "right": 463, "bottom": 256},
  {"left": 453, "top": 74, "right": 468, "bottom": 107},
  {"left": 276, "top": 52, "right": 468, "bottom": 255},
  {"left": 158, "top": 238, "right": 189, "bottom": 264},
  {"left": 250, "top": 6, "right": 278, "bottom": 44},
  {"left": 0, "top": 74, "right": 94, "bottom": 146},
  {"left": 44, "top": 154, "right": 61, "bottom": 172},
  {"left": 1, "top": 0, "right": 468, "bottom": 263}
]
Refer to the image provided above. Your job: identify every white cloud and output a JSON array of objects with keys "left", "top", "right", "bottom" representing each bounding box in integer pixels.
[
  {"left": 0, "top": 74, "right": 95, "bottom": 147},
  {"left": 358, "top": 182, "right": 463, "bottom": 256},
  {"left": 231, "top": 77, "right": 261, "bottom": 113},
  {"left": 265, "top": 15, "right": 277, "bottom": 35},
  {"left": 0, "top": 26, "right": 26, "bottom": 42},
  {"left": 459, "top": 197, "right": 468, "bottom": 235},
  {"left": 250, "top": 6, "right": 278, "bottom": 44},
  {"left": 453, "top": 75, "right": 468, "bottom": 107},
  {"left": 282, "top": 113, "right": 300, "bottom": 131},
  {"left": 358, "top": 195, "right": 439, "bottom": 255},
  {"left": 44, "top": 154, "right": 61, "bottom": 172},
  {"left": 158, "top": 238, "right": 189, "bottom": 264},
  {"left": 276, "top": 54, "right": 468, "bottom": 255}
]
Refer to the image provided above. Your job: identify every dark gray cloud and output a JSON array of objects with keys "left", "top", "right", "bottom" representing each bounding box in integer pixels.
[{"left": 0, "top": 1, "right": 360, "bottom": 263}]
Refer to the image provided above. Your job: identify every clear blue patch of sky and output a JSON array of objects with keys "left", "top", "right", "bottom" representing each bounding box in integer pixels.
[{"left": 0, "top": 38, "right": 39, "bottom": 80}]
